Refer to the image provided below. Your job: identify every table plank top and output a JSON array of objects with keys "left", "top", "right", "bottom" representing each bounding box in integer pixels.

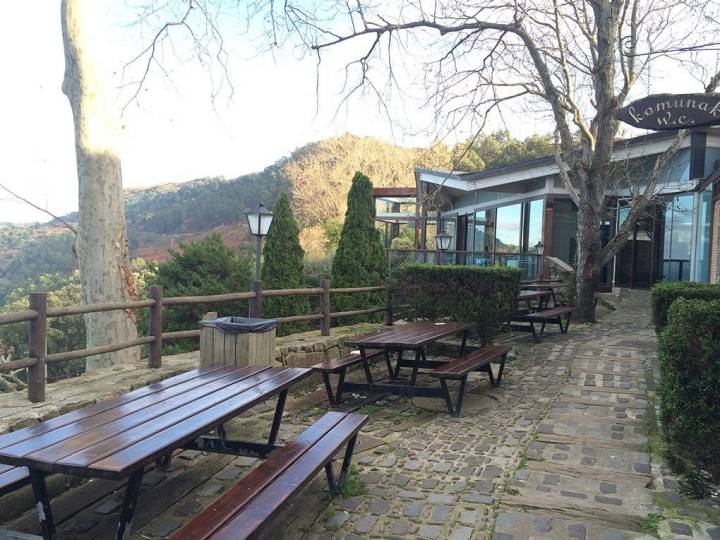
[
  {"left": 518, "top": 290, "right": 552, "bottom": 301},
  {"left": 521, "top": 283, "right": 566, "bottom": 290},
  {"left": 345, "top": 321, "right": 474, "bottom": 349},
  {"left": 0, "top": 365, "right": 311, "bottom": 480}
]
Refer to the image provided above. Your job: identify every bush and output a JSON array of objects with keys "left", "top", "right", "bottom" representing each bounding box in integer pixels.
[
  {"left": 651, "top": 282, "right": 720, "bottom": 333},
  {"left": 658, "top": 298, "right": 720, "bottom": 493},
  {"left": 154, "top": 233, "right": 252, "bottom": 353},
  {"left": 391, "top": 264, "right": 522, "bottom": 345}
]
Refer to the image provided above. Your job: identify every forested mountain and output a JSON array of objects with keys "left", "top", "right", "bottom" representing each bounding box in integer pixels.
[{"left": 0, "top": 131, "right": 553, "bottom": 303}]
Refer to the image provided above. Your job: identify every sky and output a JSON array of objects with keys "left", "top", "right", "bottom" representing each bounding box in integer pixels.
[{"left": 0, "top": 3, "right": 713, "bottom": 224}]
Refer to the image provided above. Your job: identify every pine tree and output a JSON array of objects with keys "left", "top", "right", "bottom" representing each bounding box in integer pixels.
[
  {"left": 155, "top": 233, "right": 252, "bottom": 352},
  {"left": 331, "top": 172, "right": 386, "bottom": 319},
  {"left": 262, "top": 192, "right": 310, "bottom": 334}
]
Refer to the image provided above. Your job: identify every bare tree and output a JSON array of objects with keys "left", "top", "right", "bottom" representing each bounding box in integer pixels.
[
  {"left": 57, "top": 0, "right": 231, "bottom": 370},
  {"left": 61, "top": 0, "right": 140, "bottom": 370},
  {"left": 250, "top": 0, "right": 720, "bottom": 321}
]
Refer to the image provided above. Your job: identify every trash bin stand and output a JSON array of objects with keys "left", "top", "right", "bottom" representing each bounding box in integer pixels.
[{"left": 199, "top": 319, "right": 276, "bottom": 367}]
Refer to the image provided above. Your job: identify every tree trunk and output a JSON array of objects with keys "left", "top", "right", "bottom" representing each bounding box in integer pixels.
[
  {"left": 575, "top": 198, "right": 602, "bottom": 323},
  {"left": 61, "top": 0, "right": 139, "bottom": 370}
]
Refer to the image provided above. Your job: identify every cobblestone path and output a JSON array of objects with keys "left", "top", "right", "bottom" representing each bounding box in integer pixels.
[
  {"left": 12, "top": 293, "right": 717, "bottom": 538},
  {"left": 303, "top": 292, "right": 720, "bottom": 540}
]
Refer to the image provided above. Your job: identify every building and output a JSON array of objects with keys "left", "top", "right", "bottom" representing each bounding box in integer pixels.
[{"left": 378, "top": 129, "right": 720, "bottom": 286}]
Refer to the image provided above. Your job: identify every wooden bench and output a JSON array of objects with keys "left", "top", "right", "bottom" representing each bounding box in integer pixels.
[
  {"left": 171, "top": 411, "right": 368, "bottom": 540},
  {"left": 0, "top": 465, "right": 29, "bottom": 497},
  {"left": 514, "top": 307, "right": 574, "bottom": 342},
  {"left": 429, "top": 345, "right": 511, "bottom": 416},
  {"left": 312, "top": 349, "right": 388, "bottom": 405}
]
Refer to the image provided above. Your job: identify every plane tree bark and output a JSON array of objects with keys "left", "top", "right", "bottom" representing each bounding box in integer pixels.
[
  {"left": 253, "top": 0, "right": 720, "bottom": 321},
  {"left": 61, "top": 0, "right": 139, "bottom": 369}
]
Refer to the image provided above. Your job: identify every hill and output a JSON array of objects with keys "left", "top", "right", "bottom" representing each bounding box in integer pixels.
[{"left": 0, "top": 131, "right": 553, "bottom": 304}]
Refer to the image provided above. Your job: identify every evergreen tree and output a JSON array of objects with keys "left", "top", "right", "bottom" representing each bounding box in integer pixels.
[
  {"left": 261, "top": 192, "right": 309, "bottom": 334},
  {"left": 155, "top": 233, "right": 252, "bottom": 352},
  {"left": 331, "top": 172, "right": 386, "bottom": 319}
]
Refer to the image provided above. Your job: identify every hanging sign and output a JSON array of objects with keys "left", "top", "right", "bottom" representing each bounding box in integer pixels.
[{"left": 616, "top": 93, "right": 720, "bottom": 130}]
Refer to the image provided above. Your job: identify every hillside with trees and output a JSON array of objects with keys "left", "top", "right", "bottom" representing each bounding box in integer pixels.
[{"left": 0, "top": 131, "right": 553, "bottom": 305}]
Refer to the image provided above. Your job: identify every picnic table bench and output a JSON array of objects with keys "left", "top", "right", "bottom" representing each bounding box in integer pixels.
[
  {"left": 171, "top": 411, "right": 367, "bottom": 540},
  {"left": 312, "top": 349, "right": 388, "bottom": 406},
  {"left": 0, "top": 364, "right": 313, "bottom": 540},
  {"left": 512, "top": 306, "right": 574, "bottom": 342},
  {"left": 429, "top": 345, "right": 511, "bottom": 415},
  {"left": 312, "top": 322, "right": 510, "bottom": 416},
  {"left": 0, "top": 464, "right": 29, "bottom": 496}
]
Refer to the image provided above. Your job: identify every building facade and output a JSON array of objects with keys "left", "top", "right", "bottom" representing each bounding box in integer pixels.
[{"left": 378, "top": 129, "right": 720, "bottom": 286}]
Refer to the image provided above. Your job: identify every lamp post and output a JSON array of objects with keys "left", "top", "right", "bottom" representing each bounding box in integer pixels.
[
  {"left": 245, "top": 203, "right": 274, "bottom": 280},
  {"left": 534, "top": 241, "right": 545, "bottom": 279},
  {"left": 435, "top": 230, "right": 452, "bottom": 265}
]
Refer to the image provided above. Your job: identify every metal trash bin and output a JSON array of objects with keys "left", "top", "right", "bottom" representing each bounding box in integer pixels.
[{"left": 199, "top": 317, "right": 277, "bottom": 367}]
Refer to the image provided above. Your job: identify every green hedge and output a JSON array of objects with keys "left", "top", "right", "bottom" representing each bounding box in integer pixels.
[
  {"left": 651, "top": 282, "right": 720, "bottom": 333},
  {"left": 658, "top": 298, "right": 720, "bottom": 492},
  {"left": 390, "top": 264, "right": 521, "bottom": 345}
]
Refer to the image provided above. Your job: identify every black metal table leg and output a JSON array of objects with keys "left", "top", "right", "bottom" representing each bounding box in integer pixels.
[
  {"left": 359, "top": 347, "right": 374, "bottom": 385},
  {"left": 383, "top": 350, "right": 394, "bottom": 378},
  {"left": 393, "top": 349, "right": 404, "bottom": 378},
  {"left": 409, "top": 349, "right": 422, "bottom": 386},
  {"left": 322, "top": 372, "right": 337, "bottom": 405},
  {"left": 29, "top": 469, "right": 55, "bottom": 540},
  {"left": 459, "top": 330, "right": 468, "bottom": 356},
  {"left": 267, "top": 390, "right": 288, "bottom": 446},
  {"left": 116, "top": 469, "right": 144, "bottom": 540}
]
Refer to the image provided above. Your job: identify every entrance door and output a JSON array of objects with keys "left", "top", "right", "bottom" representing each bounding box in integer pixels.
[{"left": 613, "top": 203, "right": 662, "bottom": 288}]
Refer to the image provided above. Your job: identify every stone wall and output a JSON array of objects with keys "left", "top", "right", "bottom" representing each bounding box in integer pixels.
[{"left": 0, "top": 323, "right": 382, "bottom": 435}]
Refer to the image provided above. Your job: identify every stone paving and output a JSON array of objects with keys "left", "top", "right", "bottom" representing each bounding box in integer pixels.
[{"left": 2, "top": 291, "right": 719, "bottom": 539}]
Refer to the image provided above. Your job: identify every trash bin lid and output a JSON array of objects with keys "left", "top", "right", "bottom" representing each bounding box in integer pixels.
[{"left": 199, "top": 316, "right": 278, "bottom": 333}]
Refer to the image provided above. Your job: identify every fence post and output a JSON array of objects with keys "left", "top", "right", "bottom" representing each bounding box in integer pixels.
[
  {"left": 28, "top": 292, "right": 47, "bottom": 403},
  {"left": 249, "top": 280, "right": 263, "bottom": 318},
  {"left": 384, "top": 285, "right": 394, "bottom": 326},
  {"left": 148, "top": 285, "right": 163, "bottom": 368},
  {"left": 320, "top": 279, "right": 331, "bottom": 336}
]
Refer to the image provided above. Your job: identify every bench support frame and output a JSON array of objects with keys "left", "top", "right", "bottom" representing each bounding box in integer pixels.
[
  {"left": 29, "top": 470, "right": 55, "bottom": 540},
  {"left": 183, "top": 389, "right": 289, "bottom": 459},
  {"left": 511, "top": 312, "right": 573, "bottom": 342},
  {"left": 436, "top": 353, "right": 507, "bottom": 416},
  {"left": 323, "top": 434, "right": 358, "bottom": 494}
]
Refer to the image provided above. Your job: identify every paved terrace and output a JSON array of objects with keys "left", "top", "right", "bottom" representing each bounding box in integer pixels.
[{"left": 1, "top": 291, "right": 719, "bottom": 539}]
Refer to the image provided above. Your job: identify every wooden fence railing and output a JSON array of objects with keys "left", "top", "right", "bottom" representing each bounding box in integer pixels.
[{"left": 0, "top": 279, "right": 390, "bottom": 403}]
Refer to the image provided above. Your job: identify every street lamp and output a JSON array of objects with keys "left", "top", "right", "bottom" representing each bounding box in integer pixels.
[
  {"left": 535, "top": 241, "right": 545, "bottom": 278},
  {"left": 245, "top": 203, "right": 274, "bottom": 280},
  {"left": 435, "top": 230, "right": 452, "bottom": 265}
]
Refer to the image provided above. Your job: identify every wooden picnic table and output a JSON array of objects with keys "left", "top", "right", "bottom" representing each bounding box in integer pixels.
[
  {"left": 341, "top": 320, "right": 474, "bottom": 398},
  {"left": 521, "top": 283, "right": 565, "bottom": 306},
  {"left": 0, "top": 364, "right": 311, "bottom": 540},
  {"left": 517, "top": 289, "right": 552, "bottom": 310}
]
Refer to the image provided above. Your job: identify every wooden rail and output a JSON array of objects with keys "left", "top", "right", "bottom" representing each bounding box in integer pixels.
[{"left": 0, "top": 279, "right": 392, "bottom": 403}]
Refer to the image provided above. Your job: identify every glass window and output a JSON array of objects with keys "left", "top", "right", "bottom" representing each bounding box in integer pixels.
[
  {"left": 495, "top": 204, "right": 522, "bottom": 253},
  {"left": 524, "top": 199, "right": 544, "bottom": 252},
  {"left": 693, "top": 186, "right": 712, "bottom": 282},
  {"left": 473, "top": 209, "right": 495, "bottom": 252},
  {"left": 662, "top": 194, "right": 693, "bottom": 282},
  {"left": 444, "top": 218, "right": 457, "bottom": 251}
]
